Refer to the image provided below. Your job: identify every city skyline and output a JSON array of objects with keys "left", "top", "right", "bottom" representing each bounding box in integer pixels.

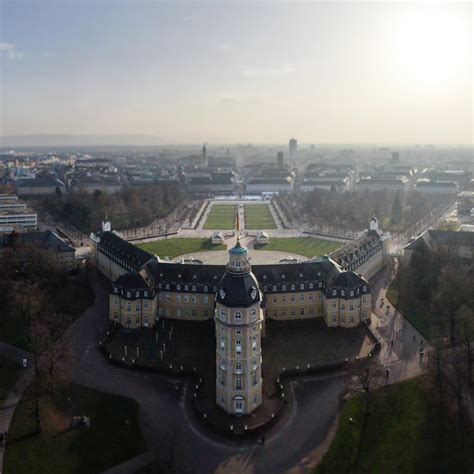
[{"left": 1, "top": 1, "right": 472, "bottom": 145}]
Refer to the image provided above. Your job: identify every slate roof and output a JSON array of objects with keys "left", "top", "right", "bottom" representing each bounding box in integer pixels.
[
  {"left": 116, "top": 272, "right": 149, "bottom": 290},
  {"left": 98, "top": 232, "right": 152, "bottom": 269},
  {"left": 216, "top": 271, "right": 261, "bottom": 308},
  {"left": 0, "top": 230, "right": 74, "bottom": 253}
]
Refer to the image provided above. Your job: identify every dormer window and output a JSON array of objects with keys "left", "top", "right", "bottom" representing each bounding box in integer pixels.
[
  {"left": 350, "top": 290, "right": 354, "bottom": 297},
  {"left": 165, "top": 283, "right": 170, "bottom": 290},
  {"left": 184, "top": 285, "right": 189, "bottom": 291},
  {"left": 363, "top": 285, "right": 367, "bottom": 292},
  {"left": 176, "top": 284, "right": 181, "bottom": 291},
  {"left": 127, "top": 292, "right": 131, "bottom": 298},
  {"left": 114, "top": 287, "right": 118, "bottom": 293},
  {"left": 250, "top": 287, "right": 257, "bottom": 300},
  {"left": 291, "top": 284, "right": 295, "bottom": 291},
  {"left": 220, "top": 289, "right": 226, "bottom": 300},
  {"left": 273, "top": 285, "right": 277, "bottom": 291},
  {"left": 144, "top": 291, "right": 148, "bottom": 297},
  {"left": 135, "top": 291, "right": 140, "bottom": 297},
  {"left": 309, "top": 283, "right": 314, "bottom": 289},
  {"left": 300, "top": 283, "right": 304, "bottom": 290},
  {"left": 332, "top": 289, "right": 337, "bottom": 296},
  {"left": 318, "top": 282, "right": 322, "bottom": 288},
  {"left": 341, "top": 290, "right": 345, "bottom": 296},
  {"left": 204, "top": 285, "right": 208, "bottom": 292},
  {"left": 192, "top": 285, "right": 196, "bottom": 292},
  {"left": 282, "top": 284, "right": 286, "bottom": 291},
  {"left": 234, "top": 312, "right": 242, "bottom": 320}
]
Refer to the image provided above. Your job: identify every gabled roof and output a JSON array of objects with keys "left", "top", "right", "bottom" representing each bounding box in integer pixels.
[{"left": 116, "top": 272, "right": 150, "bottom": 290}]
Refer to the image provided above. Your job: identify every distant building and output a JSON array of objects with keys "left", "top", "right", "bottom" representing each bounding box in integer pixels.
[
  {"left": 414, "top": 180, "right": 458, "bottom": 195},
  {"left": 186, "top": 171, "right": 235, "bottom": 194},
  {"left": 0, "top": 207, "right": 37, "bottom": 229},
  {"left": 300, "top": 177, "right": 349, "bottom": 193},
  {"left": 0, "top": 230, "right": 75, "bottom": 271},
  {"left": 14, "top": 177, "right": 66, "bottom": 197},
  {"left": 391, "top": 151, "right": 400, "bottom": 163},
  {"left": 356, "top": 177, "right": 408, "bottom": 193},
  {"left": 457, "top": 191, "right": 474, "bottom": 216},
  {"left": 245, "top": 176, "right": 294, "bottom": 194},
  {"left": 277, "top": 152, "right": 284, "bottom": 168},
  {"left": 289, "top": 138, "right": 297, "bottom": 160},
  {"left": 404, "top": 229, "right": 474, "bottom": 271}
]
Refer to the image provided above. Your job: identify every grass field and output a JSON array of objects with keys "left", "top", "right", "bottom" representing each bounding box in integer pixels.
[
  {"left": 0, "top": 358, "right": 22, "bottom": 400},
  {"left": 316, "top": 377, "right": 474, "bottom": 474},
  {"left": 244, "top": 204, "right": 277, "bottom": 229},
  {"left": 137, "top": 238, "right": 225, "bottom": 259},
  {"left": 203, "top": 204, "right": 237, "bottom": 230},
  {"left": 255, "top": 237, "right": 342, "bottom": 258},
  {"left": 4, "top": 383, "right": 145, "bottom": 474}
]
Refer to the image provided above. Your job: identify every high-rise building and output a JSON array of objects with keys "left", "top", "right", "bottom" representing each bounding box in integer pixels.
[
  {"left": 289, "top": 137, "right": 297, "bottom": 159},
  {"left": 277, "top": 151, "right": 284, "bottom": 167},
  {"left": 202, "top": 144, "right": 208, "bottom": 167},
  {"left": 214, "top": 238, "right": 264, "bottom": 415}
]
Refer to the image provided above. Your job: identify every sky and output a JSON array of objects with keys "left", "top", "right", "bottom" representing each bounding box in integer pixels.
[{"left": 0, "top": 1, "right": 472, "bottom": 144}]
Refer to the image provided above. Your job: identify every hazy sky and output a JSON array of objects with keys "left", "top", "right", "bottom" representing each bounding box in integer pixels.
[{"left": 0, "top": 1, "right": 472, "bottom": 144}]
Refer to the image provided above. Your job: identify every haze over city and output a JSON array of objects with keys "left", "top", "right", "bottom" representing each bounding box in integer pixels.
[{"left": 1, "top": 1, "right": 472, "bottom": 145}]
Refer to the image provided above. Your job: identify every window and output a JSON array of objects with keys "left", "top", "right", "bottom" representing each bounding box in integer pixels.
[
  {"left": 177, "top": 309, "right": 181, "bottom": 317},
  {"left": 349, "top": 315, "right": 354, "bottom": 324},
  {"left": 236, "top": 329, "right": 241, "bottom": 335},
  {"left": 300, "top": 308, "right": 305, "bottom": 316},
  {"left": 272, "top": 296, "right": 277, "bottom": 303},
  {"left": 332, "top": 300, "right": 337, "bottom": 308},
  {"left": 282, "top": 284, "right": 286, "bottom": 291},
  {"left": 220, "top": 369, "right": 226, "bottom": 386},
  {"left": 309, "top": 307, "right": 314, "bottom": 315},
  {"left": 350, "top": 290, "right": 354, "bottom": 297},
  {"left": 114, "top": 287, "right": 118, "bottom": 293},
  {"left": 282, "top": 295, "right": 287, "bottom": 303},
  {"left": 144, "top": 316, "right": 149, "bottom": 325},
  {"left": 291, "top": 295, "right": 296, "bottom": 303},
  {"left": 318, "top": 282, "right": 322, "bottom": 288},
  {"left": 282, "top": 310, "right": 287, "bottom": 317},
  {"left": 362, "top": 311, "right": 367, "bottom": 319},
  {"left": 309, "top": 294, "right": 314, "bottom": 301},
  {"left": 114, "top": 297, "right": 119, "bottom": 306},
  {"left": 135, "top": 303, "right": 140, "bottom": 311},
  {"left": 309, "top": 283, "right": 314, "bottom": 289},
  {"left": 127, "top": 292, "right": 131, "bottom": 298},
  {"left": 341, "top": 304, "right": 345, "bottom": 310},
  {"left": 363, "top": 285, "right": 367, "bottom": 292},
  {"left": 192, "top": 309, "right": 197, "bottom": 317},
  {"left": 114, "top": 312, "right": 119, "bottom": 320},
  {"left": 165, "top": 284, "right": 170, "bottom": 290},
  {"left": 341, "top": 290, "right": 345, "bottom": 296},
  {"left": 350, "top": 303, "right": 354, "bottom": 311},
  {"left": 236, "top": 340, "right": 242, "bottom": 355},
  {"left": 176, "top": 284, "right": 181, "bottom": 291},
  {"left": 136, "top": 316, "right": 140, "bottom": 324},
  {"left": 300, "top": 283, "right": 304, "bottom": 290},
  {"left": 362, "top": 296, "right": 367, "bottom": 303},
  {"left": 236, "top": 376, "right": 242, "bottom": 390},
  {"left": 253, "top": 396, "right": 257, "bottom": 406},
  {"left": 220, "top": 337, "right": 225, "bottom": 350},
  {"left": 144, "top": 291, "right": 148, "bottom": 297},
  {"left": 184, "top": 295, "right": 189, "bottom": 303},
  {"left": 341, "top": 315, "right": 345, "bottom": 323},
  {"left": 235, "top": 364, "right": 242, "bottom": 373},
  {"left": 203, "top": 310, "right": 209, "bottom": 318},
  {"left": 252, "top": 339, "right": 257, "bottom": 351},
  {"left": 291, "top": 308, "right": 296, "bottom": 316},
  {"left": 252, "top": 372, "right": 258, "bottom": 386},
  {"left": 204, "top": 285, "right": 208, "bottom": 292},
  {"left": 272, "top": 310, "right": 277, "bottom": 317},
  {"left": 300, "top": 294, "right": 305, "bottom": 302},
  {"left": 176, "top": 295, "right": 181, "bottom": 302},
  {"left": 273, "top": 285, "right": 277, "bottom": 292},
  {"left": 332, "top": 314, "right": 337, "bottom": 323},
  {"left": 332, "top": 289, "right": 337, "bottom": 296},
  {"left": 291, "top": 284, "right": 295, "bottom": 291},
  {"left": 184, "top": 285, "right": 189, "bottom": 291},
  {"left": 192, "top": 285, "right": 196, "bottom": 292},
  {"left": 165, "top": 294, "right": 170, "bottom": 301},
  {"left": 234, "top": 312, "right": 242, "bottom": 320},
  {"left": 191, "top": 296, "right": 196, "bottom": 304},
  {"left": 204, "top": 296, "right": 209, "bottom": 304},
  {"left": 220, "top": 309, "right": 226, "bottom": 320},
  {"left": 127, "top": 304, "right": 131, "bottom": 312},
  {"left": 127, "top": 318, "right": 132, "bottom": 326},
  {"left": 135, "top": 291, "right": 140, "bottom": 297},
  {"left": 251, "top": 308, "right": 257, "bottom": 320}
]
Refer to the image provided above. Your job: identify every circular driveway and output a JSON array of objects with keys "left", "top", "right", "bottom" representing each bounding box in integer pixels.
[{"left": 174, "top": 250, "right": 308, "bottom": 265}]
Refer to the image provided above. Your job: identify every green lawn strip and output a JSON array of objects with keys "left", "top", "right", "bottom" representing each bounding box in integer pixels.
[
  {"left": 0, "top": 358, "right": 23, "bottom": 400},
  {"left": 316, "top": 377, "right": 474, "bottom": 474},
  {"left": 244, "top": 204, "right": 277, "bottom": 229},
  {"left": 4, "top": 383, "right": 145, "bottom": 474},
  {"left": 137, "top": 238, "right": 225, "bottom": 259},
  {"left": 0, "top": 283, "right": 95, "bottom": 351},
  {"left": 203, "top": 205, "right": 236, "bottom": 230},
  {"left": 255, "top": 237, "right": 342, "bottom": 258}
]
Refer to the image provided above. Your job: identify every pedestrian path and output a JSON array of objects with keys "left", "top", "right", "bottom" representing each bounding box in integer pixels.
[{"left": 0, "top": 368, "right": 33, "bottom": 474}]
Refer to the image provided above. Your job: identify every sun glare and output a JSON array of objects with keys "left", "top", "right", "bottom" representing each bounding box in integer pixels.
[{"left": 394, "top": 7, "right": 469, "bottom": 85}]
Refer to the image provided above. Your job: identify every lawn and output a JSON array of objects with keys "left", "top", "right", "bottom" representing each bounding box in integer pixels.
[
  {"left": 0, "top": 283, "right": 95, "bottom": 350},
  {"left": 255, "top": 237, "right": 342, "bottom": 258},
  {"left": 4, "top": 383, "right": 145, "bottom": 474},
  {"left": 137, "top": 238, "right": 225, "bottom": 259},
  {"left": 0, "top": 358, "right": 23, "bottom": 400},
  {"left": 244, "top": 204, "right": 277, "bottom": 230},
  {"left": 316, "top": 378, "right": 474, "bottom": 474},
  {"left": 203, "top": 204, "right": 237, "bottom": 230}
]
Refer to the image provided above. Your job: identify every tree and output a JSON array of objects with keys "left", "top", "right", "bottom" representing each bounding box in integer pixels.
[
  {"left": 391, "top": 191, "right": 403, "bottom": 226},
  {"left": 458, "top": 305, "right": 474, "bottom": 386}
]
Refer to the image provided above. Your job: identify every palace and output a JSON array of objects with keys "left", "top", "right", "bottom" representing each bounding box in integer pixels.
[{"left": 90, "top": 218, "right": 389, "bottom": 415}]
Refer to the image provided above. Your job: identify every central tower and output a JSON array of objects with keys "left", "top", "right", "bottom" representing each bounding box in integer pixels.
[{"left": 215, "top": 237, "right": 264, "bottom": 415}]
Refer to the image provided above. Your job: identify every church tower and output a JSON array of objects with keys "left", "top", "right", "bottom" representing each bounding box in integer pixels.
[{"left": 215, "top": 236, "right": 264, "bottom": 415}]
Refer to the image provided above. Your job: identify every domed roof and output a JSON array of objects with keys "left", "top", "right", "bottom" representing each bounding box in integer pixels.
[
  {"left": 229, "top": 240, "right": 247, "bottom": 255},
  {"left": 216, "top": 271, "right": 260, "bottom": 308}
]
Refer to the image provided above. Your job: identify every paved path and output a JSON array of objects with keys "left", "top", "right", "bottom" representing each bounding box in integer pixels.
[
  {"left": 369, "top": 262, "right": 428, "bottom": 384},
  {"left": 0, "top": 343, "right": 33, "bottom": 474}
]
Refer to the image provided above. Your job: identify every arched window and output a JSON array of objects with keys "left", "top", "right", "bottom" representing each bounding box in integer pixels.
[{"left": 235, "top": 312, "right": 242, "bottom": 320}]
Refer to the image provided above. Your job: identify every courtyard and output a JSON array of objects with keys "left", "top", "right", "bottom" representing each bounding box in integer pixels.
[
  {"left": 203, "top": 204, "right": 237, "bottom": 230},
  {"left": 244, "top": 204, "right": 277, "bottom": 230}
]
